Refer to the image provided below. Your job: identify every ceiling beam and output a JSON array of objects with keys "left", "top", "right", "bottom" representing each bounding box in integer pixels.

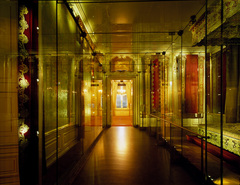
[
  {"left": 66, "top": 0, "right": 202, "bottom": 4},
  {"left": 88, "top": 31, "right": 175, "bottom": 34},
  {"left": 95, "top": 41, "right": 172, "bottom": 43}
]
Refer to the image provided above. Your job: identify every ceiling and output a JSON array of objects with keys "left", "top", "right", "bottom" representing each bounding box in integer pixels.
[{"left": 71, "top": 0, "right": 206, "bottom": 55}]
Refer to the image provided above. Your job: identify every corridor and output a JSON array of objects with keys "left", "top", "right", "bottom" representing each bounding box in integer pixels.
[
  {"left": 1, "top": 1, "right": 240, "bottom": 185},
  {"left": 72, "top": 127, "right": 200, "bottom": 185}
]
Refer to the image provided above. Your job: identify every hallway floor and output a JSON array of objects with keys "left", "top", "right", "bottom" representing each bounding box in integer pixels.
[
  {"left": 72, "top": 127, "right": 201, "bottom": 185},
  {"left": 112, "top": 116, "right": 132, "bottom": 126}
]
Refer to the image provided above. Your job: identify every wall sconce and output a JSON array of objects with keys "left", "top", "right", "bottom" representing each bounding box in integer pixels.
[
  {"left": 18, "top": 119, "right": 29, "bottom": 140},
  {"left": 19, "top": 75, "right": 29, "bottom": 89}
]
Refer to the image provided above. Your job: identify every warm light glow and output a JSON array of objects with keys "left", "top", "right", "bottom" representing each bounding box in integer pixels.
[
  {"left": 214, "top": 177, "right": 239, "bottom": 185},
  {"left": 19, "top": 76, "right": 29, "bottom": 89},
  {"left": 117, "top": 127, "right": 127, "bottom": 155},
  {"left": 98, "top": 89, "right": 102, "bottom": 93},
  {"left": 19, "top": 123, "right": 29, "bottom": 138},
  {"left": 117, "top": 86, "right": 126, "bottom": 94},
  {"left": 72, "top": 4, "right": 96, "bottom": 42}
]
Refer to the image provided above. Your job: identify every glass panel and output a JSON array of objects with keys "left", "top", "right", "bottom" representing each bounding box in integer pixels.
[
  {"left": 39, "top": 1, "right": 58, "bottom": 184},
  {"left": 57, "top": 2, "right": 104, "bottom": 184},
  {"left": 58, "top": 58, "right": 71, "bottom": 127},
  {"left": 219, "top": 0, "right": 240, "bottom": 184},
  {"left": 43, "top": 57, "right": 57, "bottom": 132},
  {"left": 170, "top": 33, "right": 182, "bottom": 153},
  {"left": 116, "top": 94, "right": 121, "bottom": 108},
  {"left": 206, "top": 0, "right": 222, "bottom": 183},
  {"left": 122, "top": 94, "right": 128, "bottom": 108},
  {"left": 38, "top": 2, "right": 101, "bottom": 184},
  {"left": 91, "top": 80, "right": 103, "bottom": 126}
]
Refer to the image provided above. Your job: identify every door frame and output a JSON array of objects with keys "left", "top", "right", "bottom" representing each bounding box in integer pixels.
[{"left": 105, "top": 74, "right": 136, "bottom": 127}]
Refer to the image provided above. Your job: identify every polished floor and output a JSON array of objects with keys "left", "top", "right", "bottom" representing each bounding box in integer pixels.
[
  {"left": 112, "top": 116, "right": 133, "bottom": 126},
  {"left": 72, "top": 127, "right": 201, "bottom": 185}
]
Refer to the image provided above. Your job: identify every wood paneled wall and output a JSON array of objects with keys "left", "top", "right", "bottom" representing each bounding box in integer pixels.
[{"left": 45, "top": 125, "right": 78, "bottom": 167}]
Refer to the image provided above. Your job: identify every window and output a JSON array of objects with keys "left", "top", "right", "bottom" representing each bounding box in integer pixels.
[
  {"left": 122, "top": 94, "right": 128, "bottom": 108},
  {"left": 116, "top": 94, "right": 128, "bottom": 108}
]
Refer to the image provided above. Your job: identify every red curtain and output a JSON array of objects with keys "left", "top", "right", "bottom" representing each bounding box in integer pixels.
[
  {"left": 24, "top": 4, "right": 38, "bottom": 52},
  {"left": 185, "top": 55, "right": 198, "bottom": 113}
]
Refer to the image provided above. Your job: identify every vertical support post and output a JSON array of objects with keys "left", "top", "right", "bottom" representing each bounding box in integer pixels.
[
  {"left": 170, "top": 35, "right": 173, "bottom": 146},
  {"left": 201, "top": 137, "right": 204, "bottom": 182},
  {"left": 204, "top": 0, "right": 208, "bottom": 182},
  {"left": 56, "top": 1, "right": 59, "bottom": 184},
  {"left": 163, "top": 54, "right": 165, "bottom": 138},
  {"left": 38, "top": 2, "right": 43, "bottom": 184},
  {"left": 180, "top": 33, "right": 183, "bottom": 155},
  {"left": 220, "top": 0, "right": 224, "bottom": 184}
]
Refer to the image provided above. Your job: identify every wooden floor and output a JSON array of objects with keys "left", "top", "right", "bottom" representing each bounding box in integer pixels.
[
  {"left": 111, "top": 116, "right": 132, "bottom": 126},
  {"left": 72, "top": 127, "right": 201, "bottom": 185}
]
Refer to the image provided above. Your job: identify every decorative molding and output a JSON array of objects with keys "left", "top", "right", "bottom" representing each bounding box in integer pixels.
[
  {"left": 110, "top": 56, "right": 134, "bottom": 72},
  {"left": 75, "top": 15, "right": 95, "bottom": 51},
  {"left": 0, "top": 155, "right": 19, "bottom": 177},
  {"left": 0, "top": 146, "right": 19, "bottom": 184},
  {"left": 198, "top": 125, "right": 240, "bottom": 156},
  {"left": 190, "top": 0, "right": 240, "bottom": 45},
  {"left": 45, "top": 125, "right": 78, "bottom": 167},
  {"left": 18, "top": 5, "right": 30, "bottom": 144}
]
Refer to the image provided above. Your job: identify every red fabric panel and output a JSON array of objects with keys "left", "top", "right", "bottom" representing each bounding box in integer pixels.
[
  {"left": 24, "top": 4, "right": 38, "bottom": 53},
  {"left": 185, "top": 55, "right": 198, "bottom": 113},
  {"left": 152, "top": 59, "right": 160, "bottom": 111},
  {"left": 24, "top": 8, "right": 33, "bottom": 50}
]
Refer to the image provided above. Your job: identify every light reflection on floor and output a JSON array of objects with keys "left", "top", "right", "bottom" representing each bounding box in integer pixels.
[
  {"left": 214, "top": 177, "right": 240, "bottom": 185},
  {"left": 116, "top": 127, "right": 128, "bottom": 155},
  {"left": 112, "top": 116, "right": 132, "bottom": 126},
  {"left": 72, "top": 127, "right": 202, "bottom": 185}
]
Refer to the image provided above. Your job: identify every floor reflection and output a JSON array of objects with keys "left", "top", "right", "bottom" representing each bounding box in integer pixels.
[
  {"left": 112, "top": 116, "right": 132, "bottom": 126},
  {"left": 116, "top": 127, "right": 127, "bottom": 155},
  {"left": 72, "top": 127, "right": 201, "bottom": 185}
]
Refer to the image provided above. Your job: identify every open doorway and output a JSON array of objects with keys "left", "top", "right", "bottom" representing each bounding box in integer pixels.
[{"left": 111, "top": 80, "right": 133, "bottom": 126}]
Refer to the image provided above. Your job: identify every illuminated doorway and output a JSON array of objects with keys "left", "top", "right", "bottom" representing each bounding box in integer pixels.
[{"left": 111, "top": 80, "right": 133, "bottom": 126}]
